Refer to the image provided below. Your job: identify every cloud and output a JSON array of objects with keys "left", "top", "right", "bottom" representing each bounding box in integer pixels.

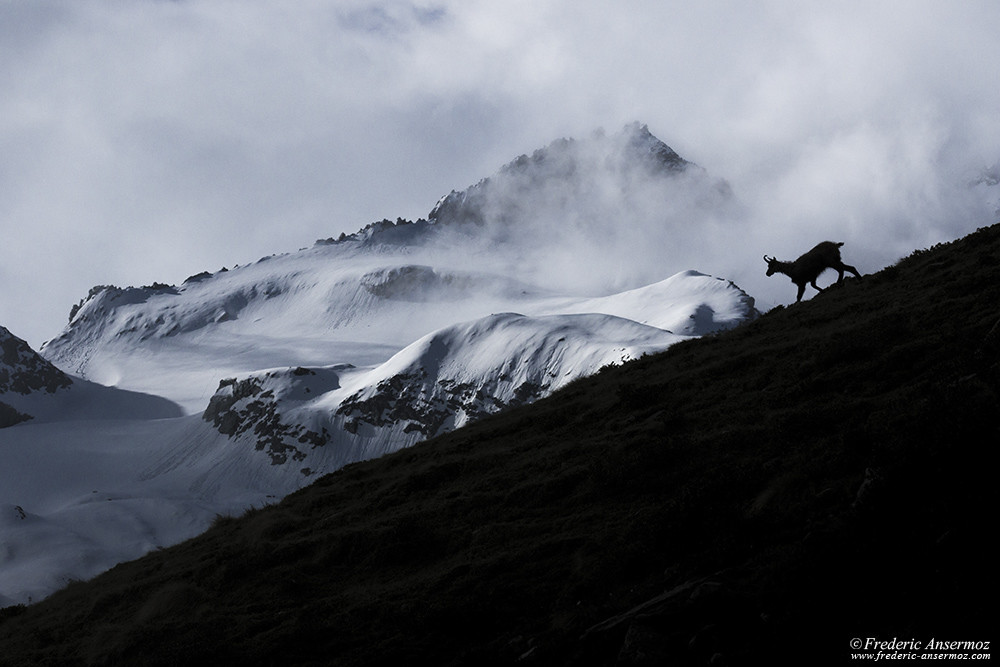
[{"left": 1, "top": 0, "right": 998, "bottom": 346}]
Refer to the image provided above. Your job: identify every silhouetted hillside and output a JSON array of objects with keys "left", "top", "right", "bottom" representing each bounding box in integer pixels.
[{"left": 2, "top": 224, "right": 998, "bottom": 666}]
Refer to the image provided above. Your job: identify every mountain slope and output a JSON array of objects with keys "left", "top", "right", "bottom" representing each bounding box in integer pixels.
[
  {"left": 0, "top": 273, "right": 753, "bottom": 606},
  {"left": 177, "top": 271, "right": 754, "bottom": 479},
  {"left": 331, "top": 311, "right": 680, "bottom": 436},
  {"left": 2, "top": 223, "right": 995, "bottom": 665},
  {"left": 196, "top": 312, "right": 681, "bottom": 477},
  {"left": 0, "top": 307, "right": 683, "bottom": 607}
]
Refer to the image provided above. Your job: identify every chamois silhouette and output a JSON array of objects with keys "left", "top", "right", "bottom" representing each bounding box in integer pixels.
[{"left": 764, "top": 241, "right": 861, "bottom": 302}]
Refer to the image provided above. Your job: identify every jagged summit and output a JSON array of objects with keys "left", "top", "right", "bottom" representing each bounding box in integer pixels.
[
  {"left": 427, "top": 121, "right": 711, "bottom": 229},
  {"left": 615, "top": 120, "right": 689, "bottom": 170},
  {"left": 312, "top": 122, "right": 707, "bottom": 248}
]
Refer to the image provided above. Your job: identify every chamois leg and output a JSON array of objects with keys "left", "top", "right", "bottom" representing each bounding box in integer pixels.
[
  {"left": 833, "top": 262, "right": 860, "bottom": 284},
  {"left": 796, "top": 283, "right": 807, "bottom": 302}
]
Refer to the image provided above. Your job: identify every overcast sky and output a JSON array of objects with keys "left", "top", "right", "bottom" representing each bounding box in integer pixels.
[{"left": 2, "top": 0, "right": 998, "bottom": 348}]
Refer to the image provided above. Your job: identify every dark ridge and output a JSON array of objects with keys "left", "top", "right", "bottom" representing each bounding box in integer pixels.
[
  {"left": 315, "top": 217, "right": 426, "bottom": 246},
  {"left": 0, "top": 401, "right": 32, "bottom": 428},
  {"left": 67, "top": 285, "right": 119, "bottom": 323},
  {"left": 1, "top": 224, "right": 997, "bottom": 665},
  {"left": 183, "top": 271, "right": 213, "bottom": 284},
  {"left": 0, "top": 325, "right": 73, "bottom": 397}
]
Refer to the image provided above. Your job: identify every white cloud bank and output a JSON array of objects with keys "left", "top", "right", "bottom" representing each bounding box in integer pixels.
[{"left": 2, "top": 0, "right": 998, "bottom": 347}]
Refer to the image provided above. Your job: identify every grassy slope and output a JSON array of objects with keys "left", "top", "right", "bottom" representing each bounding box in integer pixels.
[{"left": 1, "top": 225, "right": 997, "bottom": 666}]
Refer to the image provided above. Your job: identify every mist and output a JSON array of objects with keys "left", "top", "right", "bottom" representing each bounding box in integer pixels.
[{"left": 2, "top": 1, "right": 998, "bottom": 347}]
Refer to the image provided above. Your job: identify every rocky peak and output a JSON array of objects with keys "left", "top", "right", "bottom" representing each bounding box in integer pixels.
[
  {"left": 0, "top": 325, "right": 72, "bottom": 396},
  {"left": 427, "top": 122, "right": 701, "bottom": 228},
  {"left": 618, "top": 121, "right": 688, "bottom": 171}
]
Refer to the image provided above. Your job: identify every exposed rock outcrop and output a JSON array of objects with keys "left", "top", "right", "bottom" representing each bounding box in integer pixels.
[{"left": 0, "top": 325, "right": 72, "bottom": 397}]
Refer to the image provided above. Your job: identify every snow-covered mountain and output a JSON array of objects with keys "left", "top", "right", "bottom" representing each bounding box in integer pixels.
[
  {"left": 2, "top": 273, "right": 748, "bottom": 605},
  {"left": 40, "top": 251, "right": 557, "bottom": 413},
  {"left": 423, "top": 121, "right": 737, "bottom": 296},
  {"left": 200, "top": 311, "right": 685, "bottom": 477},
  {"left": 2, "top": 123, "right": 758, "bottom": 606}
]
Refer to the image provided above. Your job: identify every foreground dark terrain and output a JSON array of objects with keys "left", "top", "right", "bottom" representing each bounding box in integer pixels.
[{"left": 2, "top": 225, "right": 997, "bottom": 665}]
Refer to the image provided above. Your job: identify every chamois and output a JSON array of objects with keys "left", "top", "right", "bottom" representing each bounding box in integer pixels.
[{"left": 764, "top": 241, "right": 861, "bottom": 302}]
